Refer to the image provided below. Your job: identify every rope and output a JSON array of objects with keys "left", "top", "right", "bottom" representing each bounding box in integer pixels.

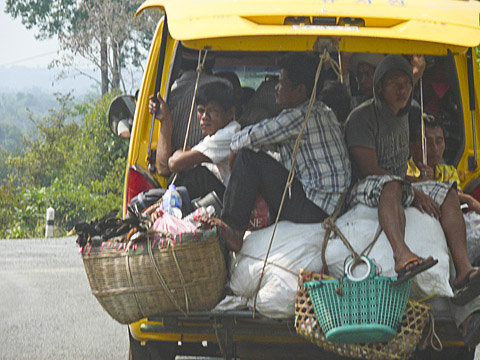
[
  {"left": 422, "top": 312, "right": 443, "bottom": 352},
  {"left": 146, "top": 234, "right": 188, "bottom": 316},
  {"left": 420, "top": 78, "right": 427, "bottom": 165},
  {"left": 213, "top": 317, "right": 227, "bottom": 358},
  {"left": 168, "top": 238, "right": 192, "bottom": 314},
  {"left": 251, "top": 49, "right": 327, "bottom": 318},
  {"left": 125, "top": 241, "right": 147, "bottom": 319},
  {"left": 171, "top": 49, "right": 208, "bottom": 185},
  {"left": 337, "top": 51, "right": 344, "bottom": 84},
  {"left": 240, "top": 254, "right": 298, "bottom": 276},
  {"left": 320, "top": 190, "right": 383, "bottom": 278}
]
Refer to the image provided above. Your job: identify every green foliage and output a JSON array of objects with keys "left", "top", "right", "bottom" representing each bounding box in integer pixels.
[
  {"left": 0, "top": 91, "right": 59, "bottom": 135},
  {"left": 0, "top": 93, "right": 127, "bottom": 238}
]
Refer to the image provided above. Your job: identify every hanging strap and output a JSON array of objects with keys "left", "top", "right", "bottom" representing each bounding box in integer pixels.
[
  {"left": 420, "top": 78, "right": 428, "bottom": 165},
  {"left": 182, "top": 49, "right": 209, "bottom": 152},
  {"left": 171, "top": 49, "right": 209, "bottom": 185}
]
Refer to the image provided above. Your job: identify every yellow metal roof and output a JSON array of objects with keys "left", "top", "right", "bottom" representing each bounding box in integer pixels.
[{"left": 137, "top": 0, "right": 480, "bottom": 54}]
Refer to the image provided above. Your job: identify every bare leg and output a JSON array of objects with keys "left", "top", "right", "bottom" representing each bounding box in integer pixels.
[
  {"left": 440, "top": 188, "right": 479, "bottom": 287},
  {"left": 379, "top": 181, "right": 432, "bottom": 273},
  {"left": 200, "top": 216, "right": 244, "bottom": 252}
]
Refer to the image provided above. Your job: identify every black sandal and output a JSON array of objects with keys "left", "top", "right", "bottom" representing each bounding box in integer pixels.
[
  {"left": 462, "top": 311, "right": 480, "bottom": 348},
  {"left": 452, "top": 268, "right": 480, "bottom": 306},
  {"left": 390, "top": 257, "right": 438, "bottom": 287}
]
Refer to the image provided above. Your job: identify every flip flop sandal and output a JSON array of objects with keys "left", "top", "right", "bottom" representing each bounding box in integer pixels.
[
  {"left": 452, "top": 268, "right": 480, "bottom": 306},
  {"left": 390, "top": 257, "right": 438, "bottom": 287},
  {"left": 462, "top": 311, "right": 480, "bottom": 348}
]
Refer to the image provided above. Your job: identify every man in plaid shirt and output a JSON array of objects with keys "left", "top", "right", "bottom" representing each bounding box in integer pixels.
[{"left": 204, "top": 52, "right": 351, "bottom": 252}]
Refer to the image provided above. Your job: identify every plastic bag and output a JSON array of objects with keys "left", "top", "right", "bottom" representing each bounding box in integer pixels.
[
  {"left": 248, "top": 195, "right": 270, "bottom": 231},
  {"left": 151, "top": 209, "right": 197, "bottom": 236}
]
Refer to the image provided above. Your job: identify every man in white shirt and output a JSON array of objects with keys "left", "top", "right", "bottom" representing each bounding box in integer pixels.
[
  {"left": 167, "top": 49, "right": 231, "bottom": 151},
  {"left": 149, "top": 82, "right": 240, "bottom": 200}
]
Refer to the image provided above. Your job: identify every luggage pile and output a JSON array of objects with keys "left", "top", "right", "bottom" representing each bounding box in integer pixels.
[{"left": 75, "top": 191, "right": 227, "bottom": 324}]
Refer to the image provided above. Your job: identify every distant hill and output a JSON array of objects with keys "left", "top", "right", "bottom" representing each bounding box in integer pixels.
[
  {"left": 0, "top": 90, "right": 60, "bottom": 135},
  {"left": 0, "top": 66, "right": 100, "bottom": 95}
]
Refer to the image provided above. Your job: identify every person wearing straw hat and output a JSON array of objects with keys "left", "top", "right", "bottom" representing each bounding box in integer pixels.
[
  {"left": 345, "top": 54, "right": 480, "bottom": 317},
  {"left": 349, "top": 53, "right": 385, "bottom": 107},
  {"left": 202, "top": 52, "right": 351, "bottom": 252}
]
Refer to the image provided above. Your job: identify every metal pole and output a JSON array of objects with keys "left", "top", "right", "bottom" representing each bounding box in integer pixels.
[{"left": 45, "top": 207, "right": 54, "bottom": 238}]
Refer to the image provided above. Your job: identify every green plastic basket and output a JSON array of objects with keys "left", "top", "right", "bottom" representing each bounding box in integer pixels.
[{"left": 305, "top": 257, "right": 411, "bottom": 344}]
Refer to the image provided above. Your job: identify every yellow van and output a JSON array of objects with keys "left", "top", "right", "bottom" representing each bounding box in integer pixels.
[{"left": 112, "top": 0, "right": 480, "bottom": 358}]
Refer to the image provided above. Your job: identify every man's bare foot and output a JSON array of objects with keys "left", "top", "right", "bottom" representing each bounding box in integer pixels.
[{"left": 200, "top": 216, "right": 244, "bottom": 252}]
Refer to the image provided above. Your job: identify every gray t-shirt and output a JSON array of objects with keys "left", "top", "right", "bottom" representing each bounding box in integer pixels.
[
  {"left": 345, "top": 54, "right": 413, "bottom": 180},
  {"left": 345, "top": 98, "right": 409, "bottom": 179}
]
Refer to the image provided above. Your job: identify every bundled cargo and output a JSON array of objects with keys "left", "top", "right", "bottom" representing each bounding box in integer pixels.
[{"left": 76, "top": 203, "right": 227, "bottom": 324}]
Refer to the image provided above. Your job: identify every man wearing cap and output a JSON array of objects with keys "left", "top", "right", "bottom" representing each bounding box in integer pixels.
[
  {"left": 349, "top": 53, "right": 425, "bottom": 108},
  {"left": 344, "top": 54, "right": 480, "bottom": 347}
]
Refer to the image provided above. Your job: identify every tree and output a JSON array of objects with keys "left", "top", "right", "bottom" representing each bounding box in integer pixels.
[
  {"left": 7, "top": 93, "right": 79, "bottom": 188},
  {"left": 0, "top": 92, "right": 127, "bottom": 238},
  {"left": 5, "top": 0, "right": 161, "bottom": 95}
]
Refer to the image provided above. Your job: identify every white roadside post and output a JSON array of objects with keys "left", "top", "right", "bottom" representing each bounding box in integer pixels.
[{"left": 45, "top": 207, "right": 55, "bottom": 238}]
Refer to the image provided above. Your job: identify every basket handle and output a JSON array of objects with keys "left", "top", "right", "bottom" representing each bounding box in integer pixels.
[{"left": 345, "top": 256, "right": 376, "bottom": 282}]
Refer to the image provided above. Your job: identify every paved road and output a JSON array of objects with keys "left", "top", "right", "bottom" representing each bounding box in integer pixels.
[
  {"left": 0, "top": 237, "right": 129, "bottom": 360},
  {"left": 1, "top": 237, "right": 479, "bottom": 360}
]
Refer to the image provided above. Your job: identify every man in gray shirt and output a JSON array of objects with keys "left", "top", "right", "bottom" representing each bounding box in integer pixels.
[{"left": 345, "top": 54, "right": 480, "bottom": 346}]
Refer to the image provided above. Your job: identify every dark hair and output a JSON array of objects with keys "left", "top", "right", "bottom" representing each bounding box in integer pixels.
[
  {"left": 196, "top": 82, "right": 235, "bottom": 111},
  {"left": 408, "top": 106, "right": 445, "bottom": 143},
  {"left": 215, "top": 71, "right": 241, "bottom": 90},
  {"left": 278, "top": 52, "right": 319, "bottom": 97},
  {"left": 319, "top": 80, "right": 352, "bottom": 123}
]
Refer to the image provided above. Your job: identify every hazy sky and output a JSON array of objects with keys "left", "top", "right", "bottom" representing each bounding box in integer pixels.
[
  {"left": 0, "top": 0, "right": 60, "bottom": 68},
  {"left": 0, "top": 0, "right": 144, "bottom": 94}
]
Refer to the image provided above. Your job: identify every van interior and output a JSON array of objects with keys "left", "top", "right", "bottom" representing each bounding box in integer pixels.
[{"left": 166, "top": 44, "right": 464, "bottom": 169}]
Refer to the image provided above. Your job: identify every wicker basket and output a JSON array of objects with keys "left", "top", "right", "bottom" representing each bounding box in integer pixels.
[
  {"left": 295, "top": 269, "right": 431, "bottom": 360},
  {"left": 81, "top": 229, "right": 226, "bottom": 324}
]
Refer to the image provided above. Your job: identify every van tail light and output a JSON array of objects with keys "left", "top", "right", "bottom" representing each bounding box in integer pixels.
[
  {"left": 125, "top": 166, "right": 154, "bottom": 208},
  {"left": 469, "top": 185, "right": 480, "bottom": 202},
  {"left": 463, "top": 177, "right": 480, "bottom": 205}
]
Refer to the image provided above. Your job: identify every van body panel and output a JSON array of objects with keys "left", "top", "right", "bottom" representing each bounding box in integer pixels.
[
  {"left": 136, "top": 0, "right": 480, "bottom": 52},
  {"left": 457, "top": 50, "right": 480, "bottom": 190},
  {"left": 124, "top": 0, "right": 480, "bottom": 356},
  {"left": 123, "top": 17, "right": 174, "bottom": 211}
]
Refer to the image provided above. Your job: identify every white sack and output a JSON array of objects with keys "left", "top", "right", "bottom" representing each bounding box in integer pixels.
[
  {"left": 229, "top": 221, "right": 325, "bottom": 318},
  {"left": 325, "top": 204, "right": 453, "bottom": 298},
  {"left": 464, "top": 212, "right": 480, "bottom": 265},
  {"left": 229, "top": 204, "right": 453, "bottom": 319}
]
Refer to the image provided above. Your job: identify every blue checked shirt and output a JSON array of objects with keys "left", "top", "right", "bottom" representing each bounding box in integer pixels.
[{"left": 231, "top": 100, "right": 351, "bottom": 215}]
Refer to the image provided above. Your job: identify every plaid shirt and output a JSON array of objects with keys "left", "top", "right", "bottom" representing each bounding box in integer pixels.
[{"left": 231, "top": 100, "right": 351, "bottom": 215}]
